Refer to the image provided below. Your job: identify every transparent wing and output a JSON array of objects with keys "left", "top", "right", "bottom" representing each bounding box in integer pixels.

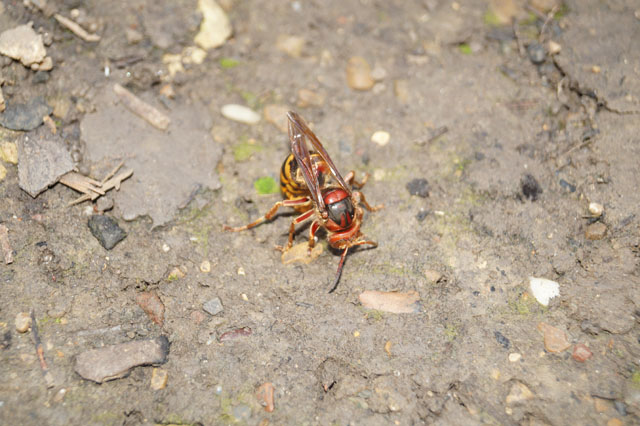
[
  {"left": 287, "top": 111, "right": 351, "bottom": 198},
  {"left": 288, "top": 114, "right": 325, "bottom": 211}
]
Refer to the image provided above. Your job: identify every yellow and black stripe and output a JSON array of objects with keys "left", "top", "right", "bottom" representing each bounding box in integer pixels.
[{"left": 280, "top": 153, "right": 308, "bottom": 200}]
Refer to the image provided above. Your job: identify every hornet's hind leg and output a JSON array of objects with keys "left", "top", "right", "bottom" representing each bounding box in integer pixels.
[{"left": 223, "top": 196, "right": 311, "bottom": 232}]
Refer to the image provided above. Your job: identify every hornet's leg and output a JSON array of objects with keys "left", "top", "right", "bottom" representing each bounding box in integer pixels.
[
  {"left": 344, "top": 171, "right": 369, "bottom": 189},
  {"left": 307, "top": 220, "right": 320, "bottom": 253},
  {"left": 275, "top": 208, "right": 315, "bottom": 252},
  {"left": 328, "top": 247, "right": 349, "bottom": 294},
  {"left": 328, "top": 239, "right": 378, "bottom": 293},
  {"left": 223, "top": 197, "right": 311, "bottom": 232},
  {"left": 353, "top": 191, "right": 384, "bottom": 212}
]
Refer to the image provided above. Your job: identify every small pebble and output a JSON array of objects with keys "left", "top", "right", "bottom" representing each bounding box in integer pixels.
[
  {"left": 200, "top": 260, "right": 211, "bottom": 273},
  {"left": 521, "top": 174, "right": 542, "bottom": 201},
  {"left": 256, "top": 382, "right": 275, "bottom": 412},
  {"left": 38, "top": 56, "right": 53, "bottom": 71},
  {"left": 537, "top": 322, "right": 571, "bottom": 353},
  {"left": 263, "top": 104, "right": 289, "bottom": 132},
  {"left": 221, "top": 104, "right": 261, "bottom": 125},
  {"left": 508, "top": 353, "right": 521, "bottom": 362},
  {"left": 572, "top": 343, "right": 593, "bottom": 362},
  {"left": 529, "top": 276, "right": 559, "bottom": 306},
  {"left": 167, "top": 267, "right": 185, "bottom": 281},
  {"left": 547, "top": 40, "right": 561, "bottom": 55},
  {"left": 125, "top": 28, "right": 143, "bottom": 44},
  {"left": 346, "top": 56, "right": 375, "bottom": 91},
  {"left": 588, "top": 202, "right": 604, "bottom": 217},
  {"left": 203, "top": 297, "right": 223, "bottom": 316},
  {"left": 0, "top": 23, "right": 47, "bottom": 66},
  {"left": 506, "top": 382, "right": 534, "bottom": 405},
  {"left": 275, "top": 34, "right": 306, "bottom": 58},
  {"left": 237, "top": 267, "right": 245, "bottom": 276},
  {"left": 613, "top": 401, "right": 627, "bottom": 416},
  {"left": 606, "top": 419, "right": 622, "bottom": 426},
  {"left": 406, "top": 178, "right": 430, "bottom": 198},
  {"left": 297, "top": 89, "right": 325, "bottom": 108},
  {"left": 150, "top": 367, "right": 168, "bottom": 390},
  {"left": 371, "top": 66, "right": 387, "bottom": 81},
  {"left": 559, "top": 179, "right": 576, "bottom": 193},
  {"left": 232, "top": 404, "right": 252, "bottom": 422},
  {"left": 281, "top": 242, "right": 323, "bottom": 265},
  {"left": 527, "top": 43, "right": 546, "bottom": 65},
  {"left": 136, "top": 291, "right": 165, "bottom": 326},
  {"left": 371, "top": 130, "right": 390, "bottom": 146},
  {"left": 494, "top": 331, "right": 511, "bottom": 349},
  {"left": 585, "top": 222, "right": 607, "bottom": 240},
  {"left": 424, "top": 269, "right": 442, "bottom": 283},
  {"left": 162, "top": 243, "right": 170, "bottom": 252},
  {"left": 95, "top": 196, "right": 114, "bottom": 213},
  {"left": 194, "top": 0, "right": 232, "bottom": 50},
  {"left": 15, "top": 312, "right": 32, "bottom": 333}
]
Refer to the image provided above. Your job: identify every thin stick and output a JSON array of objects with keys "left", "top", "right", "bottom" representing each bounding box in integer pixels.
[
  {"left": 113, "top": 84, "right": 170, "bottom": 130},
  {"left": 328, "top": 247, "right": 349, "bottom": 293},
  {"left": 30, "top": 310, "right": 54, "bottom": 388},
  {"left": 54, "top": 14, "right": 101, "bottom": 42},
  {"left": 100, "top": 160, "right": 124, "bottom": 185}
]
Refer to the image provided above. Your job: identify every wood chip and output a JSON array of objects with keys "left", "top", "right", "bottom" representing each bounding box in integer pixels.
[
  {"left": 54, "top": 14, "right": 100, "bottom": 42},
  {"left": 113, "top": 84, "right": 170, "bottom": 130},
  {"left": 359, "top": 290, "right": 421, "bottom": 314},
  {"left": 0, "top": 224, "right": 13, "bottom": 264},
  {"left": 60, "top": 166, "right": 133, "bottom": 207}
]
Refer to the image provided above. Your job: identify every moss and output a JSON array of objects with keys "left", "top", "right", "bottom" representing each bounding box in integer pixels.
[
  {"left": 483, "top": 10, "right": 502, "bottom": 27},
  {"left": 632, "top": 370, "right": 640, "bottom": 387},
  {"left": 219, "top": 57, "right": 239, "bottom": 69},
  {"left": 444, "top": 324, "right": 458, "bottom": 341},
  {"left": 458, "top": 43, "right": 472, "bottom": 55},
  {"left": 254, "top": 176, "right": 280, "bottom": 195},
  {"left": 233, "top": 140, "right": 263, "bottom": 162}
]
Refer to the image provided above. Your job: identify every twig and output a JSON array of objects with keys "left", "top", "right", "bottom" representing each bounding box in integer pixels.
[
  {"left": 0, "top": 224, "right": 13, "bottom": 264},
  {"left": 539, "top": 6, "right": 559, "bottom": 41},
  {"left": 512, "top": 18, "right": 525, "bottom": 57},
  {"left": 100, "top": 160, "right": 124, "bottom": 185},
  {"left": 113, "top": 84, "right": 170, "bottom": 130},
  {"left": 54, "top": 13, "right": 101, "bottom": 42},
  {"left": 30, "top": 310, "right": 55, "bottom": 388}
]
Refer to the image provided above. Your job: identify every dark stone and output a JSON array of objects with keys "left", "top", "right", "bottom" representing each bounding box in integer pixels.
[
  {"left": 416, "top": 209, "right": 429, "bottom": 222},
  {"left": 614, "top": 400, "right": 627, "bottom": 416},
  {"left": 494, "top": 331, "right": 510, "bottom": 349},
  {"left": 0, "top": 330, "right": 11, "bottom": 350},
  {"left": 0, "top": 97, "right": 52, "bottom": 131},
  {"left": 527, "top": 43, "right": 546, "bottom": 65},
  {"left": 88, "top": 215, "right": 127, "bottom": 250},
  {"left": 521, "top": 174, "right": 542, "bottom": 201},
  {"left": 559, "top": 179, "right": 576, "bottom": 193},
  {"left": 406, "top": 178, "right": 430, "bottom": 198},
  {"left": 33, "top": 71, "right": 50, "bottom": 84}
]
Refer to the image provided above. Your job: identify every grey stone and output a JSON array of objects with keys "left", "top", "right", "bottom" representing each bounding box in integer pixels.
[
  {"left": 406, "top": 178, "right": 430, "bottom": 198},
  {"left": 80, "top": 86, "right": 222, "bottom": 227},
  {"left": 88, "top": 215, "right": 127, "bottom": 250},
  {"left": 17, "top": 130, "right": 73, "bottom": 197},
  {"left": 203, "top": 297, "right": 223, "bottom": 316},
  {"left": 74, "top": 336, "right": 170, "bottom": 383},
  {"left": 0, "top": 97, "right": 52, "bottom": 131}
]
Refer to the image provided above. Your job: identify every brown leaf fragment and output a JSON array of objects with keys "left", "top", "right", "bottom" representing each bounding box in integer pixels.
[
  {"left": 256, "top": 382, "right": 275, "bottom": 412},
  {"left": 537, "top": 322, "right": 571, "bottom": 353},
  {"left": 136, "top": 291, "right": 165, "bottom": 326},
  {"left": 219, "top": 327, "right": 252, "bottom": 342},
  {"left": 359, "top": 290, "right": 421, "bottom": 314},
  {"left": 113, "top": 83, "right": 170, "bottom": 130}
]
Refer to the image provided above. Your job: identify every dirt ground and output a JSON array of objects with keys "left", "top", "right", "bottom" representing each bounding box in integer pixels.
[{"left": 1, "top": 0, "right": 639, "bottom": 425}]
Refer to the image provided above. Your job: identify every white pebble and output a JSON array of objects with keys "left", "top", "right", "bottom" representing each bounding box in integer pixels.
[
  {"left": 221, "top": 104, "right": 261, "bottom": 125},
  {"left": 588, "top": 202, "right": 603, "bottom": 217},
  {"left": 371, "top": 130, "right": 390, "bottom": 146},
  {"left": 508, "top": 353, "right": 521, "bottom": 362},
  {"left": 529, "top": 277, "right": 559, "bottom": 306},
  {"left": 162, "top": 243, "right": 170, "bottom": 252}
]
